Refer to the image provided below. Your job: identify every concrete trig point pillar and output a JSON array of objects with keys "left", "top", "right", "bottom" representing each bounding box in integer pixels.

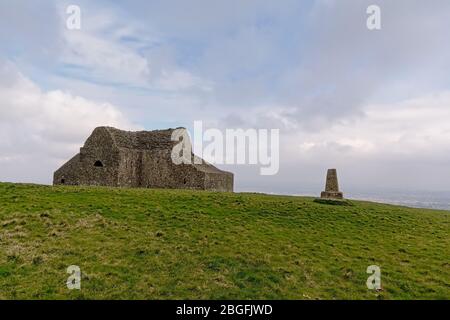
[{"left": 320, "top": 168, "right": 344, "bottom": 199}]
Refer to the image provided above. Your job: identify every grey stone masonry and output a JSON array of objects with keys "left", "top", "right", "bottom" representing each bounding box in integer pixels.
[
  {"left": 320, "top": 168, "right": 344, "bottom": 199},
  {"left": 53, "top": 126, "right": 234, "bottom": 192}
]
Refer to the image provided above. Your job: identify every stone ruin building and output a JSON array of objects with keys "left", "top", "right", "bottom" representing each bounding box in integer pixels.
[
  {"left": 320, "top": 168, "right": 344, "bottom": 199},
  {"left": 53, "top": 126, "right": 234, "bottom": 192}
]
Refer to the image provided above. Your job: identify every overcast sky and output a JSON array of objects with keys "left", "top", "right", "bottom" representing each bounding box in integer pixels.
[{"left": 1, "top": 0, "right": 449, "bottom": 195}]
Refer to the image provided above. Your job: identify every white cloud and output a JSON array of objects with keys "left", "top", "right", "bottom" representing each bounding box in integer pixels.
[
  {"left": 61, "top": 11, "right": 152, "bottom": 86},
  {"left": 293, "top": 92, "right": 450, "bottom": 158},
  {"left": 155, "top": 69, "right": 213, "bottom": 91},
  {"left": 0, "top": 61, "right": 137, "bottom": 184},
  {"left": 220, "top": 92, "right": 450, "bottom": 193},
  {"left": 59, "top": 2, "right": 213, "bottom": 92}
]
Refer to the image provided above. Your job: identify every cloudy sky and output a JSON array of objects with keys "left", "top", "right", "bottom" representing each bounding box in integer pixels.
[{"left": 1, "top": 0, "right": 449, "bottom": 195}]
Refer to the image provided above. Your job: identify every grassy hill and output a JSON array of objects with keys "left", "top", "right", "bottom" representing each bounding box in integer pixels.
[{"left": 0, "top": 182, "right": 448, "bottom": 300}]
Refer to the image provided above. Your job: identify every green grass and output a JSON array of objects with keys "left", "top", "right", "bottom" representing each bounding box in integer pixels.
[{"left": 0, "top": 182, "right": 448, "bottom": 300}]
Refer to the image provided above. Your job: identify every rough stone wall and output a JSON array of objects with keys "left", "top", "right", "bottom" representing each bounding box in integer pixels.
[
  {"left": 116, "top": 148, "right": 143, "bottom": 187},
  {"left": 204, "top": 172, "right": 234, "bottom": 192},
  {"left": 54, "top": 128, "right": 121, "bottom": 186},
  {"left": 121, "top": 148, "right": 207, "bottom": 189},
  {"left": 53, "top": 154, "right": 82, "bottom": 186},
  {"left": 53, "top": 126, "right": 234, "bottom": 192},
  {"left": 141, "top": 151, "right": 205, "bottom": 189},
  {"left": 325, "top": 168, "right": 339, "bottom": 192}
]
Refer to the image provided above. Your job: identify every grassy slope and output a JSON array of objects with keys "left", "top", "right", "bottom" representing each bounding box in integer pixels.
[{"left": 0, "top": 182, "right": 448, "bottom": 300}]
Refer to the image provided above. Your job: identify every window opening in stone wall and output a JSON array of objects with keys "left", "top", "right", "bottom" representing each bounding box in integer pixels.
[{"left": 94, "top": 160, "right": 104, "bottom": 167}]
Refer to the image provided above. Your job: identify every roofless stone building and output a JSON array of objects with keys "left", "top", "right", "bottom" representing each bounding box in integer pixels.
[{"left": 53, "top": 127, "right": 233, "bottom": 192}]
